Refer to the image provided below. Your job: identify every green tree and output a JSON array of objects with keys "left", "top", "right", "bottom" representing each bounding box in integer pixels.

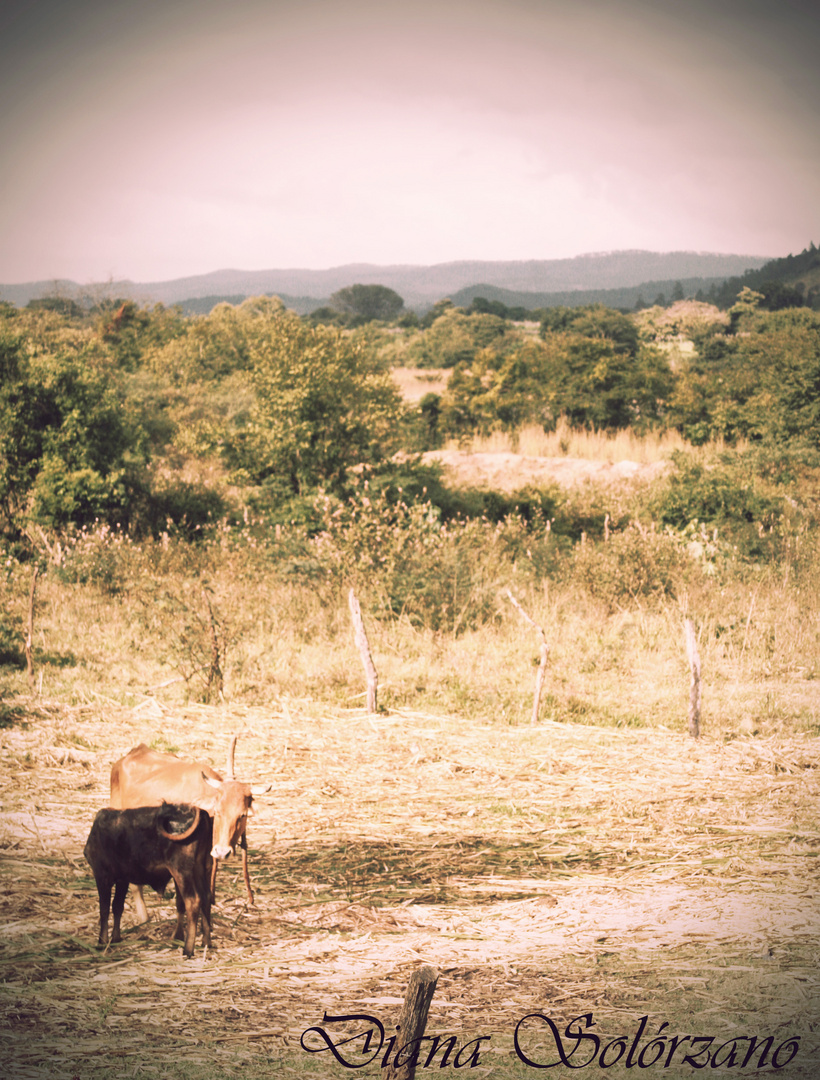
[
  {"left": 407, "top": 309, "right": 507, "bottom": 369},
  {"left": 241, "top": 308, "right": 404, "bottom": 494},
  {"left": 329, "top": 284, "right": 405, "bottom": 322},
  {"left": 437, "top": 299, "right": 675, "bottom": 438},
  {"left": 0, "top": 328, "right": 142, "bottom": 532},
  {"left": 540, "top": 304, "right": 639, "bottom": 355},
  {"left": 736, "top": 309, "right": 820, "bottom": 443},
  {"left": 96, "top": 299, "right": 186, "bottom": 371},
  {"left": 667, "top": 308, "right": 820, "bottom": 445}
]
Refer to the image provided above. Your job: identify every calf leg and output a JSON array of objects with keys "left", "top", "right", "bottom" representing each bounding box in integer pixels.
[
  {"left": 195, "top": 861, "right": 212, "bottom": 949},
  {"left": 96, "top": 879, "right": 112, "bottom": 946},
  {"left": 111, "top": 880, "right": 129, "bottom": 944},
  {"left": 173, "top": 884, "right": 186, "bottom": 942},
  {"left": 170, "top": 870, "right": 201, "bottom": 958}
]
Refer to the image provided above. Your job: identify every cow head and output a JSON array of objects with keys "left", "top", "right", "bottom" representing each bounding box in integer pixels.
[{"left": 200, "top": 774, "right": 257, "bottom": 860}]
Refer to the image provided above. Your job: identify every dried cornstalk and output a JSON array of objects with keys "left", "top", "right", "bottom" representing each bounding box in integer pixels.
[
  {"left": 25, "top": 566, "right": 39, "bottom": 692},
  {"left": 382, "top": 965, "right": 439, "bottom": 1080},
  {"left": 685, "top": 617, "right": 701, "bottom": 739},
  {"left": 349, "top": 588, "right": 378, "bottom": 713},
  {"left": 506, "top": 589, "right": 549, "bottom": 725}
]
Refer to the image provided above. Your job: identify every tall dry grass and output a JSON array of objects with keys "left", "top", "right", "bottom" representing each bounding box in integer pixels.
[
  {"left": 3, "top": 519, "right": 818, "bottom": 740},
  {"left": 450, "top": 420, "right": 704, "bottom": 464}
]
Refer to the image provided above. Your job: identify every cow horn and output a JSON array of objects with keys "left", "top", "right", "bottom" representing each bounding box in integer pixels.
[
  {"left": 157, "top": 805, "right": 201, "bottom": 842},
  {"left": 226, "top": 735, "right": 238, "bottom": 780}
]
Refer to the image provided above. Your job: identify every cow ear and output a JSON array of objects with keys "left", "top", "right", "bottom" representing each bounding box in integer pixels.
[
  {"left": 202, "top": 772, "right": 223, "bottom": 789},
  {"left": 250, "top": 783, "right": 271, "bottom": 796}
]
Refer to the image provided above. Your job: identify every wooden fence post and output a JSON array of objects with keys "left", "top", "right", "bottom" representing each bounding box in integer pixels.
[
  {"left": 382, "top": 965, "right": 439, "bottom": 1080},
  {"left": 25, "top": 567, "right": 39, "bottom": 693},
  {"left": 684, "top": 617, "right": 701, "bottom": 739},
  {"left": 349, "top": 588, "right": 378, "bottom": 713},
  {"left": 505, "top": 589, "right": 549, "bottom": 725}
]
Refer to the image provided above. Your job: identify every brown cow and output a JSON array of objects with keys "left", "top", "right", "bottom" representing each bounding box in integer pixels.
[
  {"left": 84, "top": 803, "right": 213, "bottom": 958},
  {"left": 110, "top": 741, "right": 268, "bottom": 922}
]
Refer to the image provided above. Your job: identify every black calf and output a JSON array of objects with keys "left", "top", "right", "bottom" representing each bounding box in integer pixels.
[{"left": 84, "top": 804, "right": 213, "bottom": 958}]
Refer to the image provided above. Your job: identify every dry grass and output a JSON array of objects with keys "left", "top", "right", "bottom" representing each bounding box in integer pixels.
[
  {"left": 449, "top": 420, "right": 696, "bottom": 464},
  {"left": 1, "top": 697, "right": 818, "bottom": 1077}
]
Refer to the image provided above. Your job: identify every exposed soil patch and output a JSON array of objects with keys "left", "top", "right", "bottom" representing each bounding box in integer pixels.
[
  {"left": 421, "top": 450, "right": 669, "bottom": 491},
  {"left": 1, "top": 700, "right": 818, "bottom": 1077}
]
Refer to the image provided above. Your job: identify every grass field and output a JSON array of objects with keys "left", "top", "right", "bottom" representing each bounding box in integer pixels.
[
  {"left": 1, "top": 452, "right": 819, "bottom": 1078},
  {"left": 0, "top": 697, "right": 818, "bottom": 1079}
]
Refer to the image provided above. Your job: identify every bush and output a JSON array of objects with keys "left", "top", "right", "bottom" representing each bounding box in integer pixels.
[
  {"left": 649, "top": 452, "right": 788, "bottom": 560},
  {"left": 52, "top": 523, "right": 141, "bottom": 595},
  {"left": 571, "top": 523, "right": 690, "bottom": 610},
  {"left": 306, "top": 486, "right": 532, "bottom": 633}
]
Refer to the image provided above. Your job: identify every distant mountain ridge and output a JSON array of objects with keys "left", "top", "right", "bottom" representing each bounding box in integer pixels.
[
  {"left": 447, "top": 276, "right": 736, "bottom": 312},
  {"left": 1, "top": 251, "right": 770, "bottom": 312}
]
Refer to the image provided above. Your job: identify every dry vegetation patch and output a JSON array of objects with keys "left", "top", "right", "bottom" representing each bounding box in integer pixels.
[{"left": 1, "top": 699, "right": 818, "bottom": 1077}]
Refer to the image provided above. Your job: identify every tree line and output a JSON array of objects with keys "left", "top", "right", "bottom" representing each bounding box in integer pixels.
[{"left": 1, "top": 281, "right": 819, "bottom": 545}]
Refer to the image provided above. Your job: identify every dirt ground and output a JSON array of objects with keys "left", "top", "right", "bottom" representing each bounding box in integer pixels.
[{"left": 1, "top": 698, "right": 818, "bottom": 1078}]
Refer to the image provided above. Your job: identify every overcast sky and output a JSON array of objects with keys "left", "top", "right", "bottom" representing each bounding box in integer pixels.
[{"left": 1, "top": 0, "right": 818, "bottom": 284}]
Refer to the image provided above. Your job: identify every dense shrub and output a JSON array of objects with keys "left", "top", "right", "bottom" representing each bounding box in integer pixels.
[
  {"left": 571, "top": 523, "right": 690, "bottom": 610},
  {"left": 305, "top": 485, "right": 550, "bottom": 633},
  {"left": 649, "top": 452, "right": 788, "bottom": 560}
]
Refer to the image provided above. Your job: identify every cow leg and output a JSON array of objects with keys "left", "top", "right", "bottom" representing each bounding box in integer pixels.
[
  {"left": 240, "top": 832, "right": 255, "bottom": 906},
  {"left": 133, "top": 884, "right": 150, "bottom": 923},
  {"left": 96, "top": 879, "right": 112, "bottom": 946},
  {"left": 111, "top": 880, "right": 129, "bottom": 944}
]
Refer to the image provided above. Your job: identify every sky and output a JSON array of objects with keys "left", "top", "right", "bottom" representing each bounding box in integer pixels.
[{"left": 1, "top": 0, "right": 818, "bottom": 284}]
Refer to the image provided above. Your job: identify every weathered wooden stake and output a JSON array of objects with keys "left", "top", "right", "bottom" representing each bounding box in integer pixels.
[
  {"left": 25, "top": 566, "right": 39, "bottom": 693},
  {"left": 505, "top": 589, "right": 549, "bottom": 725},
  {"left": 202, "top": 589, "right": 224, "bottom": 703},
  {"left": 226, "top": 734, "right": 238, "bottom": 779},
  {"left": 684, "top": 617, "right": 701, "bottom": 739},
  {"left": 382, "top": 965, "right": 439, "bottom": 1080},
  {"left": 349, "top": 588, "right": 378, "bottom": 713}
]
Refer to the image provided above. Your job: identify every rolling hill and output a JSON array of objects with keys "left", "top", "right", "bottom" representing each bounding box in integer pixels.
[{"left": 1, "top": 250, "right": 769, "bottom": 313}]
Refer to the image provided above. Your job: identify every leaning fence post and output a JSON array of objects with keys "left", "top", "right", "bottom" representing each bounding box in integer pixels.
[
  {"left": 382, "top": 965, "right": 439, "bottom": 1080},
  {"left": 505, "top": 589, "right": 550, "bottom": 725},
  {"left": 349, "top": 588, "right": 378, "bottom": 713},
  {"left": 684, "top": 617, "right": 701, "bottom": 739}
]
